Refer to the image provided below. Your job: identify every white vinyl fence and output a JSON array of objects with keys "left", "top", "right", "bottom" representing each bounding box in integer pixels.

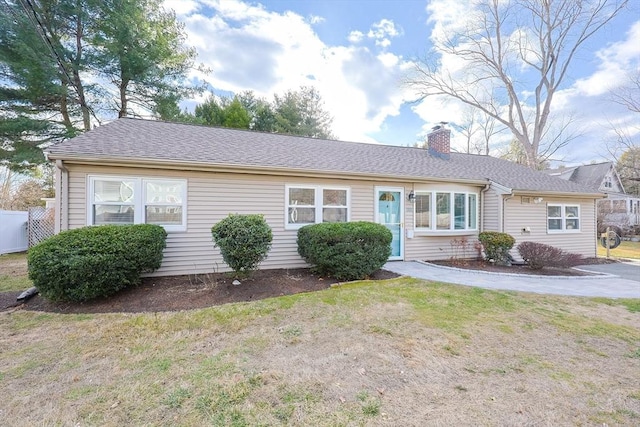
[{"left": 0, "top": 210, "right": 28, "bottom": 254}]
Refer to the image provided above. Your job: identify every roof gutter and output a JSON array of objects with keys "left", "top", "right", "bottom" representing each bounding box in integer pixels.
[{"left": 510, "top": 190, "right": 606, "bottom": 199}]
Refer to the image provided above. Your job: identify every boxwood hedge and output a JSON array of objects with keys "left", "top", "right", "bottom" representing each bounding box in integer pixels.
[
  {"left": 211, "top": 214, "right": 273, "bottom": 276},
  {"left": 297, "top": 221, "right": 392, "bottom": 281},
  {"left": 478, "top": 231, "right": 515, "bottom": 266},
  {"left": 28, "top": 224, "right": 167, "bottom": 302}
]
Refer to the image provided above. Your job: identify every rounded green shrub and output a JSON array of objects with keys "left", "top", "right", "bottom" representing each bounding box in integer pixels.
[
  {"left": 297, "top": 221, "right": 392, "bottom": 281},
  {"left": 28, "top": 224, "right": 167, "bottom": 302},
  {"left": 478, "top": 231, "right": 515, "bottom": 266},
  {"left": 211, "top": 214, "right": 273, "bottom": 276}
]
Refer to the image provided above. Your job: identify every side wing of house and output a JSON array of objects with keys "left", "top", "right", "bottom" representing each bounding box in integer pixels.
[{"left": 503, "top": 195, "right": 597, "bottom": 260}]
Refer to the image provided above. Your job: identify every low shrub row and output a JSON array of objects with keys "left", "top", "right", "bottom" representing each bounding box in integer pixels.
[
  {"left": 297, "top": 221, "right": 392, "bottom": 281},
  {"left": 28, "top": 224, "right": 167, "bottom": 302}
]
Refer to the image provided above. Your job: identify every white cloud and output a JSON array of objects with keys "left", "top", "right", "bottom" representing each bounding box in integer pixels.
[
  {"left": 163, "top": 0, "right": 200, "bottom": 16},
  {"left": 174, "top": 0, "right": 412, "bottom": 143},
  {"left": 367, "top": 18, "right": 401, "bottom": 39},
  {"left": 348, "top": 30, "right": 364, "bottom": 43},
  {"left": 573, "top": 21, "right": 640, "bottom": 96},
  {"left": 309, "top": 15, "right": 325, "bottom": 25},
  {"left": 366, "top": 19, "right": 402, "bottom": 49}
]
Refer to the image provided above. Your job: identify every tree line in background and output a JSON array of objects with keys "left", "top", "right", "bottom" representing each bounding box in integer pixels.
[{"left": 157, "top": 86, "right": 334, "bottom": 139}]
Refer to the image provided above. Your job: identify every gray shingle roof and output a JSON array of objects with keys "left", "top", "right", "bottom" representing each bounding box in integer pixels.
[
  {"left": 546, "top": 162, "right": 616, "bottom": 192},
  {"left": 47, "top": 118, "right": 600, "bottom": 195},
  {"left": 569, "top": 162, "right": 613, "bottom": 191}
]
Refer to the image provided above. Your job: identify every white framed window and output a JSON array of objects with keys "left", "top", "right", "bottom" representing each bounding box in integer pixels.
[
  {"left": 88, "top": 176, "right": 187, "bottom": 232},
  {"left": 286, "top": 185, "right": 349, "bottom": 229},
  {"left": 414, "top": 191, "right": 478, "bottom": 232},
  {"left": 547, "top": 204, "right": 580, "bottom": 233}
]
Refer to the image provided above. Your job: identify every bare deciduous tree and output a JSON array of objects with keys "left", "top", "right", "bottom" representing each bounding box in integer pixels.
[
  {"left": 405, "top": 0, "right": 628, "bottom": 168},
  {"left": 453, "top": 105, "right": 505, "bottom": 155}
]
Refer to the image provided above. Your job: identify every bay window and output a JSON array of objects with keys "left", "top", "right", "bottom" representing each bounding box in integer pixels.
[
  {"left": 89, "top": 176, "right": 187, "bottom": 231},
  {"left": 414, "top": 191, "right": 478, "bottom": 232}
]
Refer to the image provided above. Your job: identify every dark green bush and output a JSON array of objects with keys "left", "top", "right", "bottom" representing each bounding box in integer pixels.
[
  {"left": 28, "top": 224, "right": 167, "bottom": 302},
  {"left": 297, "top": 221, "right": 392, "bottom": 281},
  {"left": 517, "top": 241, "right": 583, "bottom": 270},
  {"left": 211, "top": 214, "right": 273, "bottom": 276},
  {"left": 478, "top": 231, "right": 515, "bottom": 266}
]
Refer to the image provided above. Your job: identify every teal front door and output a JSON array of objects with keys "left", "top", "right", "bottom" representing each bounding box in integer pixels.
[{"left": 376, "top": 187, "right": 404, "bottom": 260}]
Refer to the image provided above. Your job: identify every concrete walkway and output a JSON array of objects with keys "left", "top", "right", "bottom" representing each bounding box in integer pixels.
[{"left": 383, "top": 260, "right": 640, "bottom": 298}]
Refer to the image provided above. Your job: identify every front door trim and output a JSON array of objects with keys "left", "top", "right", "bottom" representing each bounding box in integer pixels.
[{"left": 375, "top": 186, "right": 404, "bottom": 260}]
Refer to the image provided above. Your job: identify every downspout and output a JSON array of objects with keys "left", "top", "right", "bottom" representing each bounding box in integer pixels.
[
  {"left": 500, "top": 192, "right": 514, "bottom": 233},
  {"left": 480, "top": 183, "right": 490, "bottom": 232},
  {"left": 55, "top": 160, "right": 69, "bottom": 233}
]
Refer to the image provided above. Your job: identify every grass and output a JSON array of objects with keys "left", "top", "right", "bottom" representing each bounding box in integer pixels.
[
  {"left": 597, "top": 240, "right": 640, "bottom": 259},
  {"left": 0, "top": 252, "right": 32, "bottom": 292},
  {"left": 1, "top": 276, "right": 639, "bottom": 425},
  {"left": 1, "top": 253, "right": 639, "bottom": 424}
]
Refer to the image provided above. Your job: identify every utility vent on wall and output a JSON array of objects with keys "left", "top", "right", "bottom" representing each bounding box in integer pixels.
[{"left": 521, "top": 196, "right": 531, "bottom": 204}]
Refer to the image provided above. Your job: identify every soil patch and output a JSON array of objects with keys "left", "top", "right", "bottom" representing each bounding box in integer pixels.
[
  {"left": 428, "top": 257, "right": 615, "bottom": 276},
  {"left": 0, "top": 268, "right": 399, "bottom": 314}
]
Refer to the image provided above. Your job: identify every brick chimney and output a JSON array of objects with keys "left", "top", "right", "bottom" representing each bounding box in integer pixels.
[{"left": 427, "top": 126, "right": 451, "bottom": 159}]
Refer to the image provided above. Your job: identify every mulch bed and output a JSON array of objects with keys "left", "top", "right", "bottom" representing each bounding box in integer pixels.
[
  {"left": 428, "top": 257, "right": 616, "bottom": 277},
  {"left": 0, "top": 268, "right": 399, "bottom": 314}
]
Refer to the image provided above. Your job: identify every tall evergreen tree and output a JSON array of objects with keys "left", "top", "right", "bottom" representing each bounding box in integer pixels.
[{"left": 0, "top": 0, "right": 198, "bottom": 171}]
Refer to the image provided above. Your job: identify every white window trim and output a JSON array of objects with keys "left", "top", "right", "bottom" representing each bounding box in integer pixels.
[
  {"left": 87, "top": 175, "right": 187, "bottom": 232},
  {"left": 547, "top": 203, "right": 581, "bottom": 234},
  {"left": 285, "top": 185, "right": 351, "bottom": 230},
  {"left": 413, "top": 191, "right": 479, "bottom": 233}
]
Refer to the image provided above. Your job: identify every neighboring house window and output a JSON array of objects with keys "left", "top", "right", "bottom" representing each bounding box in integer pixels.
[
  {"left": 414, "top": 191, "right": 478, "bottom": 231},
  {"left": 547, "top": 204, "right": 580, "bottom": 232},
  {"left": 604, "top": 176, "right": 612, "bottom": 188},
  {"left": 89, "top": 176, "right": 187, "bottom": 231},
  {"left": 286, "top": 185, "right": 349, "bottom": 228}
]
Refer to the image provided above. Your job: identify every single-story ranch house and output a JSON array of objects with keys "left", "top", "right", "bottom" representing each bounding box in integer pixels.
[{"left": 46, "top": 118, "right": 604, "bottom": 276}]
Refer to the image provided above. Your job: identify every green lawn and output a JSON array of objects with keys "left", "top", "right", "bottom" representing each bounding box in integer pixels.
[
  {"left": 597, "top": 240, "right": 640, "bottom": 260},
  {"left": 0, "top": 252, "right": 31, "bottom": 292},
  {"left": 1, "top": 275, "right": 639, "bottom": 425}
]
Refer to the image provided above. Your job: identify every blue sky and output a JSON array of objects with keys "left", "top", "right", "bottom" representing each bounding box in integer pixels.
[{"left": 164, "top": 0, "right": 640, "bottom": 166}]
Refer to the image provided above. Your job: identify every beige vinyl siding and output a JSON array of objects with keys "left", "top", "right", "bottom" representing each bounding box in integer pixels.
[
  {"left": 63, "top": 163, "right": 598, "bottom": 274},
  {"left": 64, "top": 164, "right": 418, "bottom": 275},
  {"left": 482, "top": 187, "right": 501, "bottom": 232},
  {"left": 504, "top": 196, "right": 597, "bottom": 260}
]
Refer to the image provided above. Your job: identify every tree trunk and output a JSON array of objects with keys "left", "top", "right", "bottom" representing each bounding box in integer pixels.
[
  {"left": 119, "top": 78, "right": 129, "bottom": 118},
  {"left": 73, "top": 13, "right": 91, "bottom": 131}
]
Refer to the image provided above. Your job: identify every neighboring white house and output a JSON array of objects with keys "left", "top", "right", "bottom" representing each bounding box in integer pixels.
[
  {"left": 45, "top": 118, "right": 604, "bottom": 276},
  {"left": 546, "top": 162, "right": 640, "bottom": 234}
]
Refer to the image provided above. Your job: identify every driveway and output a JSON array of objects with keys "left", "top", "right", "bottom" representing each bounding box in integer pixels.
[
  {"left": 383, "top": 260, "right": 640, "bottom": 298},
  {"left": 575, "top": 259, "right": 640, "bottom": 282}
]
